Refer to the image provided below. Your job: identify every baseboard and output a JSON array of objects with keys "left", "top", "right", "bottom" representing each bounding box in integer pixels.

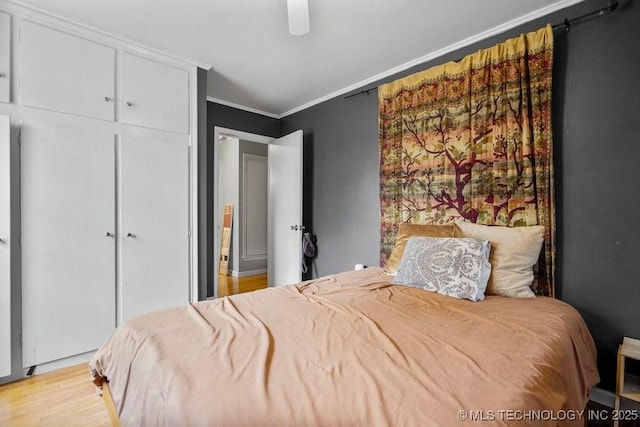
[
  {"left": 590, "top": 386, "right": 615, "bottom": 407},
  {"left": 591, "top": 374, "right": 640, "bottom": 408},
  {"left": 23, "top": 350, "right": 95, "bottom": 377},
  {"left": 231, "top": 268, "right": 267, "bottom": 278}
]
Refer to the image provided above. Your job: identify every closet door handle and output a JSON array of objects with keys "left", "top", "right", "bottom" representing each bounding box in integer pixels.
[
  {"left": 104, "top": 232, "right": 113, "bottom": 237},
  {"left": 126, "top": 232, "right": 135, "bottom": 238},
  {"left": 126, "top": 102, "right": 133, "bottom": 107},
  {"left": 104, "top": 96, "right": 111, "bottom": 102},
  {"left": 0, "top": 237, "right": 4, "bottom": 243}
]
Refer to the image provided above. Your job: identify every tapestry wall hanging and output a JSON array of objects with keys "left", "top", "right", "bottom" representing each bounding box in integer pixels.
[{"left": 378, "top": 25, "right": 555, "bottom": 296}]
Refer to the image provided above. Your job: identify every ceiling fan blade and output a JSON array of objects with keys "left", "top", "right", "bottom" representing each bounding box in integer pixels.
[{"left": 287, "top": 0, "right": 310, "bottom": 36}]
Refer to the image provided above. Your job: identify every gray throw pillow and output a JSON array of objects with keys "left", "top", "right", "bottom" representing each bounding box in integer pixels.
[{"left": 393, "top": 237, "right": 491, "bottom": 301}]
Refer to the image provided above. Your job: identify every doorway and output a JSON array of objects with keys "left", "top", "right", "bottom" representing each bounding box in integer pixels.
[
  {"left": 216, "top": 133, "right": 269, "bottom": 297},
  {"left": 212, "top": 127, "right": 304, "bottom": 299},
  {"left": 214, "top": 128, "right": 272, "bottom": 297}
]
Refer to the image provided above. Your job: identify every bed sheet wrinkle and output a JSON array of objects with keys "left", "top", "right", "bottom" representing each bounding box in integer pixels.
[
  {"left": 222, "top": 324, "right": 270, "bottom": 387},
  {"left": 567, "top": 327, "right": 600, "bottom": 396},
  {"left": 185, "top": 303, "right": 217, "bottom": 334},
  {"left": 110, "top": 328, "right": 158, "bottom": 421},
  {"left": 300, "top": 293, "right": 411, "bottom": 362},
  {"left": 244, "top": 312, "right": 274, "bottom": 398},
  {"left": 215, "top": 295, "right": 257, "bottom": 329},
  {"left": 110, "top": 334, "right": 134, "bottom": 416}
]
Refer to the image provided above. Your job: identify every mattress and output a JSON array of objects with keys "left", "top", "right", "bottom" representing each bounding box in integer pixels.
[{"left": 90, "top": 267, "right": 599, "bottom": 426}]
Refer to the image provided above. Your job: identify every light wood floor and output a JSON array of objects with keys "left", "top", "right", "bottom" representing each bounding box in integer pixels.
[
  {"left": 217, "top": 273, "right": 268, "bottom": 297},
  {"left": 0, "top": 363, "right": 114, "bottom": 426}
]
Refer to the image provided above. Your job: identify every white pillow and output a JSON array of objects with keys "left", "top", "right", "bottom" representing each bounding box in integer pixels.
[
  {"left": 454, "top": 221, "right": 544, "bottom": 298},
  {"left": 393, "top": 237, "right": 491, "bottom": 302}
]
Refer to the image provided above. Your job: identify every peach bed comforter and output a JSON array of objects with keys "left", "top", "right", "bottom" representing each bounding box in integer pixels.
[{"left": 89, "top": 268, "right": 599, "bottom": 426}]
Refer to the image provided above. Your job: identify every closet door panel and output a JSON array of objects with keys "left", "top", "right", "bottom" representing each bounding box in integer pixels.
[
  {"left": 120, "top": 52, "right": 189, "bottom": 134},
  {"left": 19, "top": 21, "right": 115, "bottom": 120},
  {"left": 0, "top": 12, "right": 10, "bottom": 103},
  {"left": 120, "top": 137, "right": 189, "bottom": 321},
  {"left": 21, "top": 125, "right": 116, "bottom": 367},
  {"left": 0, "top": 115, "right": 10, "bottom": 377}
]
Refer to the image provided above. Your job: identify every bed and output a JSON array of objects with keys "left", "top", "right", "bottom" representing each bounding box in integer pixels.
[{"left": 90, "top": 266, "right": 599, "bottom": 426}]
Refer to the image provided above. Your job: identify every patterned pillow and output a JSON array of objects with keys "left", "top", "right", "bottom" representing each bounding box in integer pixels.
[{"left": 393, "top": 237, "right": 491, "bottom": 302}]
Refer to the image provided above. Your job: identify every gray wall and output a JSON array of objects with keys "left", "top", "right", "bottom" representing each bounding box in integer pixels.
[
  {"left": 553, "top": 0, "right": 640, "bottom": 392},
  {"left": 279, "top": 0, "right": 640, "bottom": 392},
  {"left": 197, "top": 67, "right": 209, "bottom": 302},
  {"left": 281, "top": 93, "right": 381, "bottom": 277}
]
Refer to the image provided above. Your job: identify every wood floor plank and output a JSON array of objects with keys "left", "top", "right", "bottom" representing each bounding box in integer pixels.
[
  {"left": 218, "top": 273, "right": 268, "bottom": 297},
  {"left": 0, "top": 363, "right": 112, "bottom": 426}
]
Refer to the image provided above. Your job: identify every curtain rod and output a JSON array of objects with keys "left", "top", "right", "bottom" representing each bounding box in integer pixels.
[
  {"left": 345, "top": 1, "right": 619, "bottom": 101},
  {"left": 552, "top": 0, "right": 618, "bottom": 31},
  {"left": 344, "top": 87, "right": 377, "bottom": 100}
]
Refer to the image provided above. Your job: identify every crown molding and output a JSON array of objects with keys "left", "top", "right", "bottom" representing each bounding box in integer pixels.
[
  {"left": 207, "top": 96, "right": 280, "bottom": 119},
  {"left": 278, "top": 0, "right": 585, "bottom": 117}
]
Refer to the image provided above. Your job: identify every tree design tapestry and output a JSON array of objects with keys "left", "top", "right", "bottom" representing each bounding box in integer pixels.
[{"left": 379, "top": 25, "right": 554, "bottom": 296}]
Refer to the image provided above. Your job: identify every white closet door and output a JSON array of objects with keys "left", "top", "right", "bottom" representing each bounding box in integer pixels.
[
  {"left": 0, "top": 12, "right": 10, "bottom": 103},
  {"left": 0, "top": 115, "right": 10, "bottom": 377},
  {"left": 21, "top": 125, "right": 116, "bottom": 367},
  {"left": 120, "top": 52, "right": 189, "bottom": 134},
  {"left": 19, "top": 21, "right": 115, "bottom": 121},
  {"left": 120, "top": 137, "right": 189, "bottom": 322}
]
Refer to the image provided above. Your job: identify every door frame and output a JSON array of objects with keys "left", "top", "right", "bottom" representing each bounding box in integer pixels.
[{"left": 212, "top": 126, "right": 275, "bottom": 299}]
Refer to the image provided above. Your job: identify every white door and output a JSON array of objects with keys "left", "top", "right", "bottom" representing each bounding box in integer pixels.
[
  {"left": 268, "top": 130, "right": 303, "bottom": 286},
  {"left": 120, "top": 52, "right": 190, "bottom": 134},
  {"left": 21, "top": 125, "right": 116, "bottom": 367},
  {"left": 0, "top": 12, "right": 10, "bottom": 103},
  {"left": 120, "top": 137, "right": 189, "bottom": 322},
  {"left": 0, "top": 115, "right": 10, "bottom": 377},
  {"left": 19, "top": 21, "right": 115, "bottom": 121}
]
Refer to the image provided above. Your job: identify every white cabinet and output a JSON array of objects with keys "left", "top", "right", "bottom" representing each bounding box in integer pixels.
[
  {"left": 120, "top": 137, "right": 190, "bottom": 321},
  {"left": 0, "top": 6, "right": 198, "bottom": 377},
  {"left": 18, "top": 21, "right": 190, "bottom": 133},
  {"left": 20, "top": 126, "right": 191, "bottom": 366},
  {"left": 0, "top": 115, "right": 10, "bottom": 377},
  {"left": 21, "top": 125, "right": 117, "bottom": 366},
  {"left": 120, "top": 52, "right": 190, "bottom": 134},
  {"left": 19, "top": 21, "right": 115, "bottom": 121},
  {"left": 0, "top": 12, "right": 10, "bottom": 103}
]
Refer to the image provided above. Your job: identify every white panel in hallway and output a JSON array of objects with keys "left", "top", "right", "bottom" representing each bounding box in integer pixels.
[{"left": 243, "top": 153, "right": 268, "bottom": 259}]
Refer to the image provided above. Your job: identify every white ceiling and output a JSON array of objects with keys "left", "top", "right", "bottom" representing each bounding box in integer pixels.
[{"left": 11, "top": 0, "right": 585, "bottom": 117}]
